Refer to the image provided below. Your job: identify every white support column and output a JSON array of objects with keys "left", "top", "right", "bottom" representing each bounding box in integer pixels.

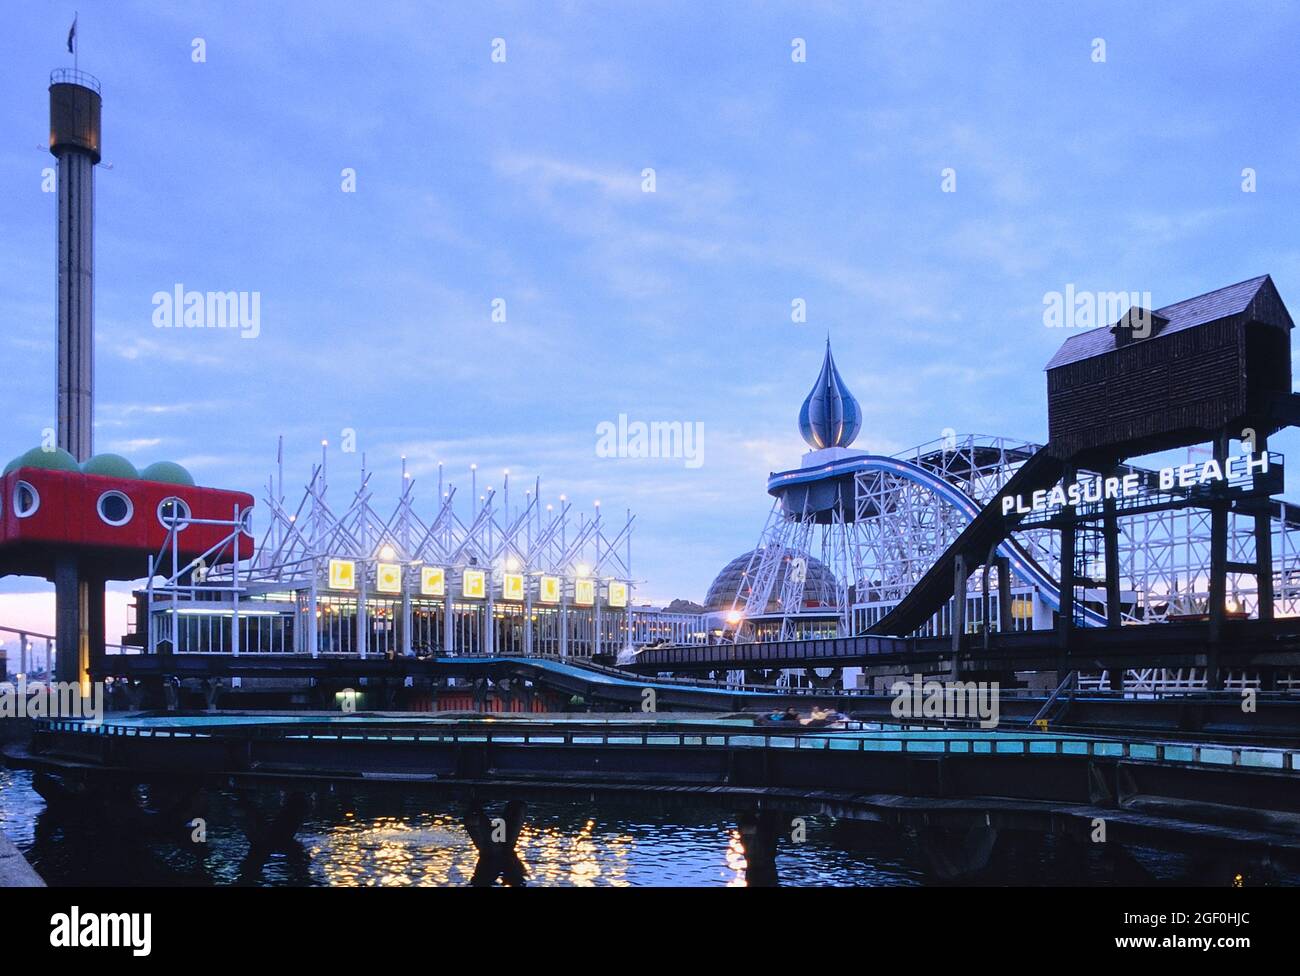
[
  {"left": 524, "top": 580, "right": 533, "bottom": 655},
  {"left": 308, "top": 575, "right": 319, "bottom": 658},
  {"left": 146, "top": 555, "right": 155, "bottom": 654},
  {"left": 357, "top": 570, "right": 368, "bottom": 659},
  {"left": 443, "top": 590, "right": 454, "bottom": 653},
  {"left": 231, "top": 506, "right": 241, "bottom": 658},
  {"left": 560, "top": 585, "right": 569, "bottom": 658},
  {"left": 401, "top": 586, "right": 412, "bottom": 656}
]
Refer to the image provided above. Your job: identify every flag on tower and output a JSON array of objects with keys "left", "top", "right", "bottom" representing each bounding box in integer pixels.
[{"left": 67, "top": 15, "right": 77, "bottom": 54}]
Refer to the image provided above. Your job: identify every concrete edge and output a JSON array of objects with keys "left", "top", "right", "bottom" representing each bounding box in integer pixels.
[{"left": 0, "top": 829, "right": 44, "bottom": 887}]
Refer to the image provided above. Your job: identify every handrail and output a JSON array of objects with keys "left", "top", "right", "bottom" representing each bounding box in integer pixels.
[
  {"left": 50, "top": 68, "right": 101, "bottom": 94},
  {"left": 1028, "top": 670, "right": 1076, "bottom": 727},
  {"left": 0, "top": 624, "right": 134, "bottom": 659}
]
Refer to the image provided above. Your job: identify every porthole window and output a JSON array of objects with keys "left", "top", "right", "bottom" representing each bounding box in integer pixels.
[
  {"left": 14, "top": 481, "right": 39, "bottom": 518},
  {"left": 240, "top": 509, "right": 254, "bottom": 534},
  {"left": 97, "top": 490, "right": 133, "bottom": 526},
  {"left": 157, "top": 496, "right": 191, "bottom": 531}
]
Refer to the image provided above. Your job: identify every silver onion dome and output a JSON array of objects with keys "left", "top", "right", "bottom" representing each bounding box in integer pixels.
[{"left": 798, "top": 339, "right": 862, "bottom": 449}]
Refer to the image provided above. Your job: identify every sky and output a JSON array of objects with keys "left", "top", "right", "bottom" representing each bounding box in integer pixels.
[{"left": 2, "top": 1, "right": 1299, "bottom": 643}]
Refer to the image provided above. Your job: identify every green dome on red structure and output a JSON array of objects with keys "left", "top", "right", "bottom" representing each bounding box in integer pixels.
[
  {"left": 3, "top": 446, "right": 80, "bottom": 475},
  {"left": 139, "top": 460, "right": 195, "bottom": 486},
  {"left": 3, "top": 448, "right": 195, "bottom": 487},
  {"left": 82, "top": 453, "right": 140, "bottom": 479}
]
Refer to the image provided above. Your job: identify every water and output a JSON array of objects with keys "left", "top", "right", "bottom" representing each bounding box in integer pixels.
[
  {"left": 1, "top": 765, "right": 1284, "bottom": 886},
  {"left": 0, "top": 766, "right": 923, "bottom": 886}
]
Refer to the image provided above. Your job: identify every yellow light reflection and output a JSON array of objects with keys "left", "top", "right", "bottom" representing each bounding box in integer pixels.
[
  {"left": 725, "top": 829, "right": 748, "bottom": 886},
  {"left": 309, "top": 810, "right": 634, "bottom": 887}
]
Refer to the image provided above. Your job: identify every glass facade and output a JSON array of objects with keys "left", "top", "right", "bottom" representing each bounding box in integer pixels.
[{"left": 145, "top": 577, "right": 707, "bottom": 659}]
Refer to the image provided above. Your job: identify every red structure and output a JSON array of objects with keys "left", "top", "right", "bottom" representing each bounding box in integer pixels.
[
  {"left": 0, "top": 456, "right": 255, "bottom": 686},
  {"left": 0, "top": 467, "right": 254, "bottom": 580}
]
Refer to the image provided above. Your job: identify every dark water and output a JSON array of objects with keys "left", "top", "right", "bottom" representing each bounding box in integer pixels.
[{"left": 0, "top": 766, "right": 1286, "bottom": 886}]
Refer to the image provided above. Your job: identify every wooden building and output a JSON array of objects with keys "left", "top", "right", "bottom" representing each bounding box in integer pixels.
[{"left": 1046, "top": 275, "right": 1294, "bottom": 464}]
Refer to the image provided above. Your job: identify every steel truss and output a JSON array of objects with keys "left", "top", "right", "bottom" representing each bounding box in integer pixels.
[{"left": 143, "top": 444, "right": 653, "bottom": 658}]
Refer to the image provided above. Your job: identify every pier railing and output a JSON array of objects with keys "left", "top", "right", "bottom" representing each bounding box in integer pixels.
[
  {"left": 456, "top": 653, "right": 1300, "bottom": 702},
  {"left": 0, "top": 624, "right": 136, "bottom": 675},
  {"left": 35, "top": 718, "right": 1300, "bottom": 773}
]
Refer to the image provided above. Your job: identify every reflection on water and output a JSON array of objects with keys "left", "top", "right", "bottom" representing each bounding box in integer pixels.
[
  {"left": 0, "top": 766, "right": 921, "bottom": 886},
  {"left": 311, "top": 812, "right": 642, "bottom": 887},
  {"left": 1, "top": 765, "right": 1288, "bottom": 887}
]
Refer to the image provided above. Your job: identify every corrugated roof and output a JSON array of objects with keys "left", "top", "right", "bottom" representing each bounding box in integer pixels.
[{"left": 1045, "top": 274, "right": 1277, "bottom": 370}]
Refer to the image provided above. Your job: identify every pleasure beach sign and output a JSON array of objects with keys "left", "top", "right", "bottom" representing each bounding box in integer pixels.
[{"left": 1001, "top": 452, "right": 1272, "bottom": 518}]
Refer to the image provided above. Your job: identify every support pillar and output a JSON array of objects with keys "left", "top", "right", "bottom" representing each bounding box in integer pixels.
[
  {"left": 400, "top": 587, "right": 412, "bottom": 655},
  {"left": 1254, "top": 433, "right": 1274, "bottom": 623},
  {"left": 524, "top": 584, "right": 533, "bottom": 656},
  {"left": 1207, "top": 432, "right": 1230, "bottom": 689},
  {"left": 951, "top": 553, "right": 968, "bottom": 678},
  {"left": 997, "top": 557, "right": 1013, "bottom": 634},
  {"left": 85, "top": 575, "right": 105, "bottom": 694},
  {"left": 736, "top": 811, "right": 781, "bottom": 887},
  {"left": 465, "top": 799, "right": 528, "bottom": 887},
  {"left": 559, "top": 590, "right": 569, "bottom": 658},
  {"left": 1103, "top": 492, "right": 1122, "bottom": 628},
  {"left": 53, "top": 552, "right": 86, "bottom": 687},
  {"left": 307, "top": 577, "right": 319, "bottom": 657},
  {"left": 1057, "top": 464, "right": 1077, "bottom": 670},
  {"left": 356, "top": 579, "right": 368, "bottom": 659}
]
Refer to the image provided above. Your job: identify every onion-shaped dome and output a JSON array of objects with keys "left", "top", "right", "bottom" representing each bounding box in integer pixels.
[
  {"left": 140, "top": 460, "right": 195, "bottom": 486},
  {"left": 82, "top": 453, "right": 140, "bottom": 479},
  {"left": 798, "top": 339, "right": 862, "bottom": 450},
  {"left": 703, "top": 549, "right": 839, "bottom": 613},
  {"left": 3, "top": 445, "right": 80, "bottom": 475}
]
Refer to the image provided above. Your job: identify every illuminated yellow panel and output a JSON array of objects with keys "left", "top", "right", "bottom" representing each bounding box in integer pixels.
[
  {"left": 328, "top": 558, "right": 355, "bottom": 591},
  {"left": 420, "top": 566, "right": 445, "bottom": 597},
  {"left": 538, "top": 575, "right": 560, "bottom": 604},
  {"left": 574, "top": 578, "right": 595, "bottom": 606},
  {"left": 502, "top": 572, "right": 524, "bottom": 602},
  {"left": 462, "top": 568, "right": 486, "bottom": 599},
  {"left": 608, "top": 580, "right": 628, "bottom": 608},
  {"left": 376, "top": 562, "right": 401, "bottom": 594}
]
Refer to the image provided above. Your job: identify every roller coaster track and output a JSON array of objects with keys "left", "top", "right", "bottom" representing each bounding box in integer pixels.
[{"left": 861, "top": 447, "right": 1108, "bottom": 636}]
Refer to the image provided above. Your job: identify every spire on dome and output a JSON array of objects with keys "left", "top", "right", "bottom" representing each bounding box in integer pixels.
[{"left": 798, "top": 338, "right": 862, "bottom": 450}]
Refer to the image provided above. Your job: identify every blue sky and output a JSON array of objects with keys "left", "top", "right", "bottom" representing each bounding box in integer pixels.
[{"left": 2, "top": 2, "right": 1299, "bottom": 639}]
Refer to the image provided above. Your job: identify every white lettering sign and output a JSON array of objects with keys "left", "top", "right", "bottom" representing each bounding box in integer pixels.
[{"left": 1001, "top": 453, "right": 1270, "bottom": 517}]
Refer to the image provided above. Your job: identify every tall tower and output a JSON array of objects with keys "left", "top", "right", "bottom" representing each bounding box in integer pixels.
[
  {"left": 49, "top": 69, "right": 101, "bottom": 461},
  {"left": 47, "top": 69, "right": 103, "bottom": 687}
]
